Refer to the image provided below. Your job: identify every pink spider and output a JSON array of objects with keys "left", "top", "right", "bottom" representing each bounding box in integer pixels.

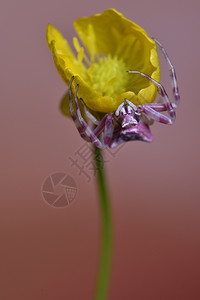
[{"left": 69, "top": 39, "right": 180, "bottom": 149}]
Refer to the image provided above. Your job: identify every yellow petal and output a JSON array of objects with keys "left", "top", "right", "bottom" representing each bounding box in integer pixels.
[
  {"left": 74, "top": 9, "right": 129, "bottom": 59},
  {"left": 74, "top": 9, "right": 160, "bottom": 108},
  {"left": 47, "top": 9, "right": 160, "bottom": 114},
  {"left": 46, "top": 23, "right": 88, "bottom": 85},
  {"left": 73, "top": 37, "right": 90, "bottom": 65}
]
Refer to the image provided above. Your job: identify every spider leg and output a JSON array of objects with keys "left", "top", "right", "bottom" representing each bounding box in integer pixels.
[
  {"left": 152, "top": 38, "right": 180, "bottom": 107},
  {"left": 124, "top": 99, "right": 137, "bottom": 111},
  {"left": 73, "top": 83, "right": 105, "bottom": 149},
  {"left": 148, "top": 103, "right": 169, "bottom": 112},
  {"left": 81, "top": 100, "right": 100, "bottom": 125},
  {"left": 115, "top": 101, "right": 126, "bottom": 116},
  {"left": 93, "top": 114, "right": 108, "bottom": 137},
  {"left": 69, "top": 77, "right": 90, "bottom": 141},
  {"left": 141, "top": 103, "right": 172, "bottom": 124},
  {"left": 103, "top": 113, "right": 115, "bottom": 147},
  {"left": 127, "top": 71, "right": 175, "bottom": 123},
  {"left": 80, "top": 98, "right": 108, "bottom": 137},
  {"left": 141, "top": 104, "right": 172, "bottom": 124}
]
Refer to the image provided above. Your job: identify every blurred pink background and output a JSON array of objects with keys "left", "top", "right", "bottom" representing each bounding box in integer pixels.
[{"left": 1, "top": 0, "right": 200, "bottom": 299}]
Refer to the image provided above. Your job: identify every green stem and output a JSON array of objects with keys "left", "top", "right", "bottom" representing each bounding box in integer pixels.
[{"left": 94, "top": 147, "right": 112, "bottom": 300}]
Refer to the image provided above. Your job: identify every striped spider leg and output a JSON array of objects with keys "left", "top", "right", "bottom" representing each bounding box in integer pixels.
[
  {"left": 127, "top": 71, "right": 176, "bottom": 124},
  {"left": 127, "top": 38, "right": 180, "bottom": 125},
  {"left": 82, "top": 103, "right": 116, "bottom": 147},
  {"left": 69, "top": 77, "right": 115, "bottom": 148},
  {"left": 152, "top": 38, "right": 180, "bottom": 108}
]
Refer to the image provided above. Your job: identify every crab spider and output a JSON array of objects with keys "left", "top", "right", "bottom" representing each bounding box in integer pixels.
[{"left": 69, "top": 39, "right": 180, "bottom": 149}]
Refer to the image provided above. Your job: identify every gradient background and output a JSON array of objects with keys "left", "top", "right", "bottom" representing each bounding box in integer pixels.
[{"left": 1, "top": 0, "right": 200, "bottom": 299}]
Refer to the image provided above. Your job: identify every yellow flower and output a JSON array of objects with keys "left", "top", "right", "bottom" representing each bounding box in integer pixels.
[{"left": 46, "top": 8, "right": 160, "bottom": 116}]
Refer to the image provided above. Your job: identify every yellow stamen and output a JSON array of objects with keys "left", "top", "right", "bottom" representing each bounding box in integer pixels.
[{"left": 88, "top": 55, "right": 130, "bottom": 96}]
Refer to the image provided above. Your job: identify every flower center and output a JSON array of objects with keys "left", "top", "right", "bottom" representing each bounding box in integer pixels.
[{"left": 88, "top": 55, "right": 130, "bottom": 96}]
